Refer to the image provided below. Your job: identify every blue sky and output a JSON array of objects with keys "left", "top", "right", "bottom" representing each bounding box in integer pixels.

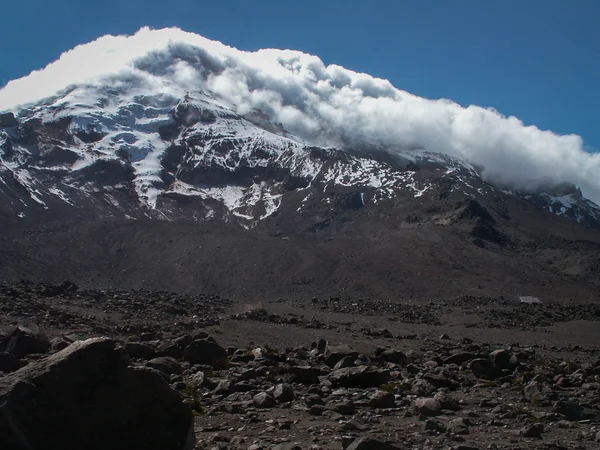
[{"left": 2, "top": 0, "right": 599, "bottom": 149}]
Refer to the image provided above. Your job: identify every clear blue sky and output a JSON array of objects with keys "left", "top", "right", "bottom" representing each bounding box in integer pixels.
[{"left": 2, "top": 0, "right": 599, "bottom": 149}]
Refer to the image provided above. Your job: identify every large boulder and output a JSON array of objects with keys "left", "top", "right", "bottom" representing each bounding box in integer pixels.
[
  {"left": 0, "top": 325, "right": 50, "bottom": 359},
  {"left": 0, "top": 338, "right": 194, "bottom": 450}
]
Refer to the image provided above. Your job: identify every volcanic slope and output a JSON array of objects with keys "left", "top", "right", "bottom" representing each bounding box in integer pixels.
[{"left": 0, "top": 54, "right": 599, "bottom": 302}]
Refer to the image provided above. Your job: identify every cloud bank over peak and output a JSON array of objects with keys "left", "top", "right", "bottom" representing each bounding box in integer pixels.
[{"left": 1, "top": 27, "right": 599, "bottom": 203}]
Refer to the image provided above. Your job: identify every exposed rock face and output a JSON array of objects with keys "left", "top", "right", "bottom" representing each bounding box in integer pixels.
[{"left": 0, "top": 338, "right": 194, "bottom": 450}]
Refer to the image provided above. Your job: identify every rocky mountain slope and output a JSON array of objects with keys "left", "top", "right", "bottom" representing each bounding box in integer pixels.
[
  {"left": 1, "top": 86, "right": 600, "bottom": 301},
  {"left": 1, "top": 281, "right": 599, "bottom": 449},
  {"left": 1, "top": 86, "right": 599, "bottom": 230}
]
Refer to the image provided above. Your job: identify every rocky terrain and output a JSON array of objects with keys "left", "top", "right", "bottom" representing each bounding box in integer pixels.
[
  {"left": 3, "top": 71, "right": 600, "bottom": 307},
  {"left": 1, "top": 30, "right": 600, "bottom": 450},
  {"left": 1, "top": 281, "right": 599, "bottom": 449}
]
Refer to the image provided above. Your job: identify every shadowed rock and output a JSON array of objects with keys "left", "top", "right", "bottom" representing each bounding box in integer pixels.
[
  {"left": 0, "top": 325, "right": 50, "bottom": 359},
  {"left": 0, "top": 337, "right": 194, "bottom": 450}
]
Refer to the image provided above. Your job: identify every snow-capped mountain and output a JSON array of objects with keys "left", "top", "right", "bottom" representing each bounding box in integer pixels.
[
  {"left": 1, "top": 27, "right": 599, "bottom": 234},
  {"left": 1, "top": 83, "right": 600, "bottom": 232},
  {"left": 3, "top": 28, "right": 600, "bottom": 304}
]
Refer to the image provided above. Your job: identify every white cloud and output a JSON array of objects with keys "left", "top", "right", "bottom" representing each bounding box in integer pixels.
[{"left": 1, "top": 26, "right": 599, "bottom": 203}]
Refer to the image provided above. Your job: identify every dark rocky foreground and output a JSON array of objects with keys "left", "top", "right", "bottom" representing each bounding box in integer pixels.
[{"left": 0, "top": 282, "right": 599, "bottom": 449}]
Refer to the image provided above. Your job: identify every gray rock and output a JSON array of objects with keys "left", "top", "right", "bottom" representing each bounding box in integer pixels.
[
  {"left": 341, "top": 419, "right": 368, "bottom": 431},
  {"left": 433, "top": 390, "right": 460, "bottom": 410},
  {"left": 251, "top": 347, "right": 269, "bottom": 360},
  {"left": 411, "top": 378, "right": 436, "bottom": 396},
  {"left": 188, "top": 370, "right": 216, "bottom": 391},
  {"left": 314, "top": 338, "right": 327, "bottom": 353},
  {"left": 252, "top": 392, "right": 275, "bottom": 408},
  {"left": 369, "top": 390, "right": 396, "bottom": 408},
  {"left": 0, "top": 338, "right": 194, "bottom": 450},
  {"left": 448, "top": 417, "right": 470, "bottom": 434}
]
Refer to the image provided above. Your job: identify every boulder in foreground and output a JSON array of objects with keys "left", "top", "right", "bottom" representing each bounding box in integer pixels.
[{"left": 0, "top": 337, "right": 194, "bottom": 450}]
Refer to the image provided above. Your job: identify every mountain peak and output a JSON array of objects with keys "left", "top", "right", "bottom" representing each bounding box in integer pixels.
[
  {"left": 1, "top": 85, "right": 600, "bottom": 234},
  {"left": 1, "top": 27, "right": 598, "bottom": 208}
]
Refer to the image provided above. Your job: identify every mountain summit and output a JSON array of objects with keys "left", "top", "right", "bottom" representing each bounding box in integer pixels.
[{"left": 1, "top": 28, "right": 599, "bottom": 203}]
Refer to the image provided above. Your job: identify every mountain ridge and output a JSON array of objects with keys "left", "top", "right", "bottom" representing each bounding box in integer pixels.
[{"left": 1, "top": 86, "right": 599, "bottom": 232}]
